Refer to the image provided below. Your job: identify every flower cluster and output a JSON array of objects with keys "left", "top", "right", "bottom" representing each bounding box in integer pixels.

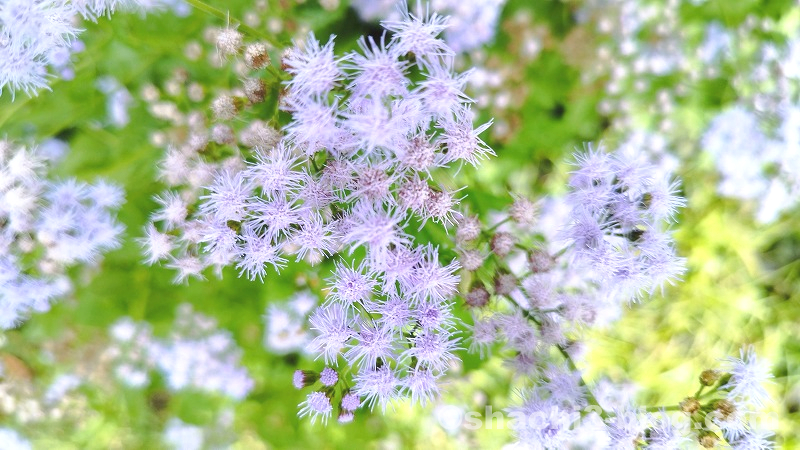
[
  {"left": 502, "top": 345, "right": 773, "bottom": 448},
  {"left": 108, "top": 304, "right": 254, "bottom": 400},
  {"left": 351, "top": 0, "right": 508, "bottom": 54},
  {"left": 573, "top": 0, "right": 800, "bottom": 224},
  {"left": 458, "top": 142, "right": 685, "bottom": 371},
  {"left": 439, "top": 141, "right": 703, "bottom": 446},
  {"left": 138, "top": 2, "right": 496, "bottom": 420},
  {"left": 0, "top": 366, "right": 91, "bottom": 439},
  {"left": 701, "top": 103, "right": 800, "bottom": 224},
  {"left": 0, "top": 0, "right": 185, "bottom": 99},
  {"left": 562, "top": 142, "right": 686, "bottom": 303},
  {"left": 0, "top": 140, "right": 124, "bottom": 329}
]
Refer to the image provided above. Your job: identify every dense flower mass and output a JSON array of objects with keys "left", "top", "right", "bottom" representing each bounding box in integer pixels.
[
  {"left": 0, "top": 140, "right": 124, "bottom": 329},
  {"left": 457, "top": 142, "right": 686, "bottom": 375},
  {"left": 0, "top": 0, "right": 787, "bottom": 448},
  {"left": 139, "top": 2, "right": 493, "bottom": 419},
  {"left": 562, "top": 143, "right": 686, "bottom": 302},
  {"left": 351, "top": 0, "right": 508, "bottom": 53},
  {"left": 0, "top": 0, "right": 187, "bottom": 99}
]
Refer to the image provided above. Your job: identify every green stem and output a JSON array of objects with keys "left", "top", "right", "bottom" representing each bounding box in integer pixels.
[
  {"left": 486, "top": 217, "right": 511, "bottom": 233},
  {"left": 694, "top": 385, "right": 705, "bottom": 399},
  {"left": 697, "top": 388, "right": 718, "bottom": 400},
  {"left": 644, "top": 405, "right": 682, "bottom": 413},
  {"left": 184, "top": 0, "right": 286, "bottom": 81},
  {"left": 552, "top": 245, "right": 570, "bottom": 259}
]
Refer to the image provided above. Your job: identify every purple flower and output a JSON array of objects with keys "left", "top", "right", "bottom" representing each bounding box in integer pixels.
[
  {"left": 298, "top": 391, "right": 333, "bottom": 425},
  {"left": 353, "top": 365, "right": 401, "bottom": 411},
  {"left": 284, "top": 32, "right": 345, "bottom": 98},
  {"left": 307, "top": 304, "right": 352, "bottom": 365}
]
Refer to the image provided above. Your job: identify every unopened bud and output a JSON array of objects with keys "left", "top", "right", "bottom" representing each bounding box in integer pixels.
[
  {"left": 700, "top": 369, "right": 720, "bottom": 386},
  {"left": 494, "top": 272, "right": 517, "bottom": 296},
  {"left": 240, "top": 120, "right": 281, "bottom": 149},
  {"left": 216, "top": 28, "right": 243, "bottom": 57},
  {"left": 680, "top": 397, "right": 701, "bottom": 414},
  {"left": 243, "top": 78, "right": 267, "bottom": 103},
  {"left": 319, "top": 367, "right": 339, "bottom": 387},
  {"left": 338, "top": 410, "right": 355, "bottom": 423},
  {"left": 244, "top": 42, "right": 271, "bottom": 69},
  {"left": 491, "top": 232, "right": 516, "bottom": 257},
  {"left": 509, "top": 195, "right": 538, "bottom": 225},
  {"left": 459, "top": 249, "right": 485, "bottom": 271},
  {"left": 211, "top": 124, "right": 235, "bottom": 145},
  {"left": 280, "top": 47, "right": 295, "bottom": 71},
  {"left": 465, "top": 285, "right": 490, "bottom": 308},
  {"left": 340, "top": 391, "right": 360, "bottom": 412},
  {"left": 698, "top": 431, "right": 719, "bottom": 448},
  {"left": 456, "top": 215, "right": 481, "bottom": 243},
  {"left": 293, "top": 369, "right": 319, "bottom": 389},
  {"left": 713, "top": 399, "right": 736, "bottom": 420},
  {"left": 211, "top": 95, "right": 240, "bottom": 121},
  {"left": 528, "top": 250, "right": 554, "bottom": 273}
]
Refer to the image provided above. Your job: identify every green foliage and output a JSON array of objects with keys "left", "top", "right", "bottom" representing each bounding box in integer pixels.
[{"left": 0, "top": 1, "right": 797, "bottom": 449}]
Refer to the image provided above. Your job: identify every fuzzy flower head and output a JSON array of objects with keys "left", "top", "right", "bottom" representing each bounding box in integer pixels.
[
  {"left": 298, "top": 391, "right": 334, "bottom": 425},
  {"left": 562, "top": 142, "right": 686, "bottom": 304},
  {"left": 722, "top": 346, "right": 773, "bottom": 408},
  {"left": 1, "top": 141, "right": 124, "bottom": 328}
]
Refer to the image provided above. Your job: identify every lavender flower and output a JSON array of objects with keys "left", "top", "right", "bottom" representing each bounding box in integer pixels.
[
  {"left": 298, "top": 391, "right": 334, "bottom": 425},
  {"left": 722, "top": 346, "right": 773, "bottom": 408},
  {"left": 108, "top": 304, "right": 254, "bottom": 400},
  {"left": 0, "top": 0, "right": 168, "bottom": 99},
  {"left": 140, "top": 2, "right": 494, "bottom": 426},
  {"left": 1, "top": 140, "right": 124, "bottom": 329}
]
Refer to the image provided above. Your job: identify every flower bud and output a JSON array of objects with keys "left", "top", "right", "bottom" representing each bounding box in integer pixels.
[
  {"left": 319, "top": 367, "right": 339, "bottom": 387},
  {"left": 698, "top": 430, "right": 719, "bottom": 449},
  {"left": 491, "top": 232, "right": 516, "bottom": 257},
  {"left": 456, "top": 216, "right": 481, "bottom": 243},
  {"left": 243, "top": 78, "right": 266, "bottom": 104},
  {"left": 211, "top": 124, "right": 235, "bottom": 145},
  {"left": 509, "top": 195, "right": 538, "bottom": 225},
  {"left": 293, "top": 369, "right": 319, "bottom": 389},
  {"left": 712, "top": 399, "right": 736, "bottom": 421},
  {"left": 340, "top": 391, "right": 360, "bottom": 412},
  {"left": 528, "top": 250, "right": 554, "bottom": 273},
  {"left": 244, "top": 42, "right": 271, "bottom": 70},
  {"left": 699, "top": 369, "right": 720, "bottom": 386},
  {"left": 211, "top": 94, "right": 240, "bottom": 121},
  {"left": 679, "top": 397, "right": 700, "bottom": 414},
  {"left": 216, "top": 28, "right": 243, "bottom": 57},
  {"left": 465, "top": 285, "right": 490, "bottom": 308},
  {"left": 459, "top": 249, "right": 485, "bottom": 271},
  {"left": 338, "top": 410, "right": 355, "bottom": 423},
  {"left": 494, "top": 272, "right": 517, "bottom": 296},
  {"left": 240, "top": 120, "right": 281, "bottom": 149}
]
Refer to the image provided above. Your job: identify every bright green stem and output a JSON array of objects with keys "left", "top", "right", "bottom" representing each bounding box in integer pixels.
[
  {"left": 486, "top": 217, "right": 511, "bottom": 233},
  {"left": 645, "top": 405, "right": 683, "bottom": 413},
  {"left": 694, "top": 385, "right": 705, "bottom": 399}
]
